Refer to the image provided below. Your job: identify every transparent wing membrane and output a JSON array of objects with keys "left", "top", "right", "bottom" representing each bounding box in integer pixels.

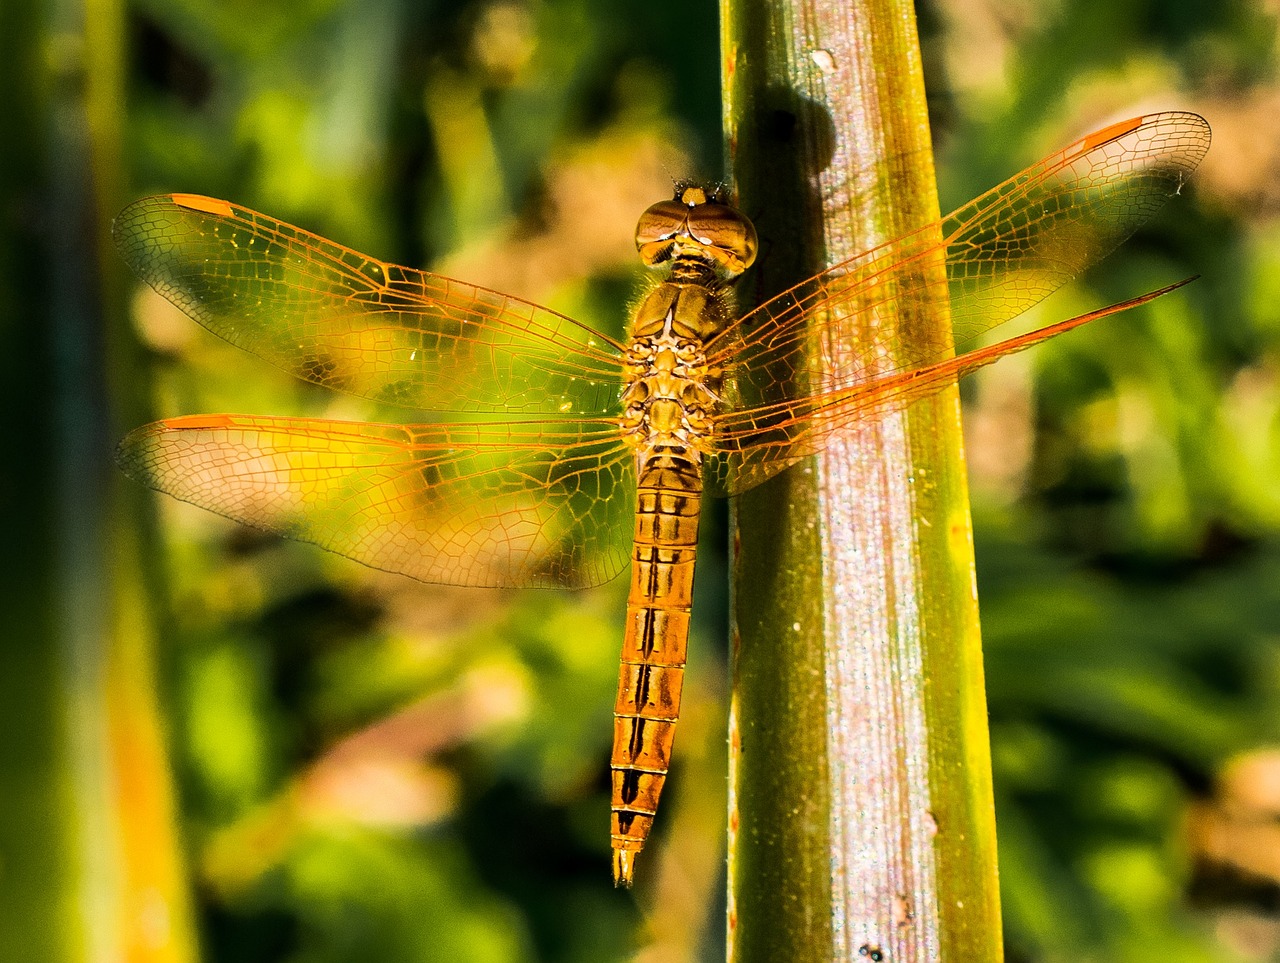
[
  {"left": 117, "top": 415, "right": 634, "bottom": 588},
  {"left": 114, "top": 194, "right": 628, "bottom": 416},
  {"left": 702, "top": 280, "right": 1194, "bottom": 494},
  {"left": 703, "top": 111, "right": 1210, "bottom": 493}
]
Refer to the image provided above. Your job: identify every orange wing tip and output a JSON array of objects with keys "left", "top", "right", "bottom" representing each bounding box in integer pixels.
[
  {"left": 159, "top": 413, "right": 239, "bottom": 431},
  {"left": 612, "top": 848, "right": 636, "bottom": 888},
  {"left": 169, "top": 193, "right": 235, "bottom": 217},
  {"left": 1079, "top": 116, "right": 1144, "bottom": 153}
]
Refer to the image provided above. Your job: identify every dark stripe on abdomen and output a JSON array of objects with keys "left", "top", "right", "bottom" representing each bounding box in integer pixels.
[{"left": 610, "top": 450, "right": 702, "bottom": 884}]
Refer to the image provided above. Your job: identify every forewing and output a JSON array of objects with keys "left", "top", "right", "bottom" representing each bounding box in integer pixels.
[
  {"left": 114, "top": 194, "right": 627, "bottom": 416},
  {"left": 704, "top": 111, "right": 1210, "bottom": 492},
  {"left": 710, "top": 111, "right": 1209, "bottom": 399},
  {"left": 117, "top": 415, "right": 635, "bottom": 588}
]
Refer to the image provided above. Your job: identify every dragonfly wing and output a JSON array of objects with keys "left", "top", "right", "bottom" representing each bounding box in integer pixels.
[
  {"left": 704, "top": 282, "right": 1195, "bottom": 495},
  {"left": 114, "top": 194, "right": 627, "bottom": 416},
  {"left": 117, "top": 415, "right": 635, "bottom": 588},
  {"left": 702, "top": 111, "right": 1209, "bottom": 493},
  {"left": 945, "top": 111, "right": 1208, "bottom": 344},
  {"left": 709, "top": 111, "right": 1210, "bottom": 401}
]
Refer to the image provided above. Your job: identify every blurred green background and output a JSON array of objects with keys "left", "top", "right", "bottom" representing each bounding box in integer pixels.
[{"left": 3, "top": 0, "right": 1280, "bottom": 961}]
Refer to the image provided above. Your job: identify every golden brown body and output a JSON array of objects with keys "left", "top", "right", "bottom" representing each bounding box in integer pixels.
[
  {"left": 610, "top": 188, "right": 757, "bottom": 884},
  {"left": 609, "top": 446, "right": 700, "bottom": 885}
]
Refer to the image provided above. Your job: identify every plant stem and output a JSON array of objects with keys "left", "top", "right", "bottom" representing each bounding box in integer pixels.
[
  {"left": 722, "top": 1, "right": 1002, "bottom": 960},
  {"left": 0, "top": 0, "right": 200, "bottom": 958}
]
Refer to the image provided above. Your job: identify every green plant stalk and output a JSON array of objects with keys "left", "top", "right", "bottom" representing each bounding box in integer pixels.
[
  {"left": 0, "top": 0, "right": 74, "bottom": 953},
  {"left": 3, "top": 0, "right": 201, "bottom": 958},
  {"left": 89, "top": 0, "right": 202, "bottom": 957},
  {"left": 722, "top": 1, "right": 1002, "bottom": 960}
]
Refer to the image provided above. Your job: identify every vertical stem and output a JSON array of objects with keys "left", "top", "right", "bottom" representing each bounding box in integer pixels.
[
  {"left": 0, "top": 0, "right": 200, "bottom": 957},
  {"left": 0, "top": 0, "right": 72, "bottom": 952},
  {"left": 722, "top": 2, "right": 1002, "bottom": 961},
  {"left": 86, "top": 0, "right": 202, "bottom": 956}
]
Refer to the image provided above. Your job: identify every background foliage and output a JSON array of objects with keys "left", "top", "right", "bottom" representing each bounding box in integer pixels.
[{"left": 4, "top": 0, "right": 1280, "bottom": 961}]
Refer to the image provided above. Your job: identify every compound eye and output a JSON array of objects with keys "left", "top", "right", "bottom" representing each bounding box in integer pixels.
[
  {"left": 635, "top": 200, "right": 690, "bottom": 266},
  {"left": 634, "top": 191, "right": 759, "bottom": 276},
  {"left": 685, "top": 203, "right": 758, "bottom": 275}
]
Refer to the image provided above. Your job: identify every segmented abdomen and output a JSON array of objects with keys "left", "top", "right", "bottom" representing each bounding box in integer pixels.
[{"left": 610, "top": 448, "right": 702, "bottom": 886}]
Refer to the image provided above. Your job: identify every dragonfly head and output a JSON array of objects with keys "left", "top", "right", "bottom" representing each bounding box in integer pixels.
[{"left": 635, "top": 183, "right": 758, "bottom": 278}]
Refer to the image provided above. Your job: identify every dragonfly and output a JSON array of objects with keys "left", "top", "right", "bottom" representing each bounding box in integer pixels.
[{"left": 115, "top": 110, "right": 1210, "bottom": 886}]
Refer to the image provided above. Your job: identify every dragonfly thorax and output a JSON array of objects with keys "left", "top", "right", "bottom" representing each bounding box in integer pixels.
[{"left": 620, "top": 305, "right": 719, "bottom": 455}]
